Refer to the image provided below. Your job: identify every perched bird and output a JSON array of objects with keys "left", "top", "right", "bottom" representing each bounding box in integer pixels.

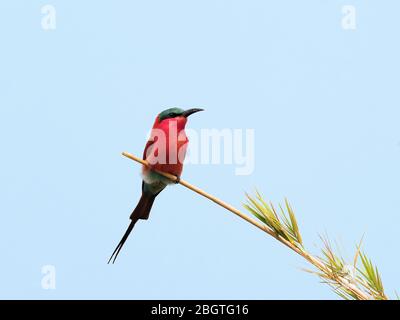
[{"left": 108, "top": 107, "right": 204, "bottom": 264}]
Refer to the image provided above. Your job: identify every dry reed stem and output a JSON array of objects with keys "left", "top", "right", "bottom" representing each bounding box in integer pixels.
[{"left": 121, "top": 151, "right": 370, "bottom": 300}]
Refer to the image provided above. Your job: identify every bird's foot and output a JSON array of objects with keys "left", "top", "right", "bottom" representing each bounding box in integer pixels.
[{"left": 175, "top": 176, "right": 181, "bottom": 184}]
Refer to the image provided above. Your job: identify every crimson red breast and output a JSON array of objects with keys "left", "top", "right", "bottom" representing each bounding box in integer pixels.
[{"left": 108, "top": 107, "right": 204, "bottom": 264}]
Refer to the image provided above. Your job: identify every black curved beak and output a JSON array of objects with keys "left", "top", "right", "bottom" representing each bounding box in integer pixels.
[{"left": 182, "top": 108, "right": 204, "bottom": 118}]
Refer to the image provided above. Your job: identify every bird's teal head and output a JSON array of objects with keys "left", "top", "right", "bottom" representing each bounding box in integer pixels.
[{"left": 158, "top": 107, "right": 204, "bottom": 122}]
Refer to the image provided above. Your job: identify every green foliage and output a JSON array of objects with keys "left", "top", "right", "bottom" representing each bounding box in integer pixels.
[
  {"left": 244, "top": 192, "right": 303, "bottom": 248},
  {"left": 244, "top": 191, "right": 391, "bottom": 300},
  {"left": 358, "top": 253, "right": 387, "bottom": 300}
]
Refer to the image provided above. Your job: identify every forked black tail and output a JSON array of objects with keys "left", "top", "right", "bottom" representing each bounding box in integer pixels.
[
  {"left": 108, "top": 193, "right": 157, "bottom": 264},
  {"left": 108, "top": 218, "right": 138, "bottom": 264}
]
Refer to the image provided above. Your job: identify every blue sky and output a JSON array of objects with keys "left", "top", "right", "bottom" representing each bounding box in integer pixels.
[{"left": 0, "top": 1, "right": 399, "bottom": 299}]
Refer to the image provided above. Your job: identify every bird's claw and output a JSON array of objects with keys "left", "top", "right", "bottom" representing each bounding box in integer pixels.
[{"left": 175, "top": 176, "right": 181, "bottom": 184}]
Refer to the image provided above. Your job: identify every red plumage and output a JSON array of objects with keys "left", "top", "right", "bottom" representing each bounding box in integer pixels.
[
  {"left": 108, "top": 108, "right": 202, "bottom": 264},
  {"left": 143, "top": 115, "right": 189, "bottom": 178}
]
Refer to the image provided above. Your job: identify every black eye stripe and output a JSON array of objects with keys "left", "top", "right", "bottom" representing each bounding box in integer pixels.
[
  {"left": 169, "top": 112, "right": 178, "bottom": 117},
  {"left": 158, "top": 108, "right": 184, "bottom": 122}
]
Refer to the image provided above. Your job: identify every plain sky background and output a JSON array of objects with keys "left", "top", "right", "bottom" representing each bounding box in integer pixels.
[{"left": 0, "top": 1, "right": 399, "bottom": 300}]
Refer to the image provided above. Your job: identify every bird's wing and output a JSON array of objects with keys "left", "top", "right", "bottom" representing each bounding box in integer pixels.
[{"left": 143, "top": 139, "right": 156, "bottom": 160}]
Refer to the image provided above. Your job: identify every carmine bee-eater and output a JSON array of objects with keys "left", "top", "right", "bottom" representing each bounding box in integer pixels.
[{"left": 108, "top": 107, "right": 204, "bottom": 264}]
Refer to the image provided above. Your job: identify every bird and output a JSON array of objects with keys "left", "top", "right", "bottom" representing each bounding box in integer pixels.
[{"left": 108, "top": 107, "right": 204, "bottom": 264}]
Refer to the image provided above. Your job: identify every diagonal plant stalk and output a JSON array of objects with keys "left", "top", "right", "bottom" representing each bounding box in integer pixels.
[{"left": 121, "top": 151, "right": 389, "bottom": 300}]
